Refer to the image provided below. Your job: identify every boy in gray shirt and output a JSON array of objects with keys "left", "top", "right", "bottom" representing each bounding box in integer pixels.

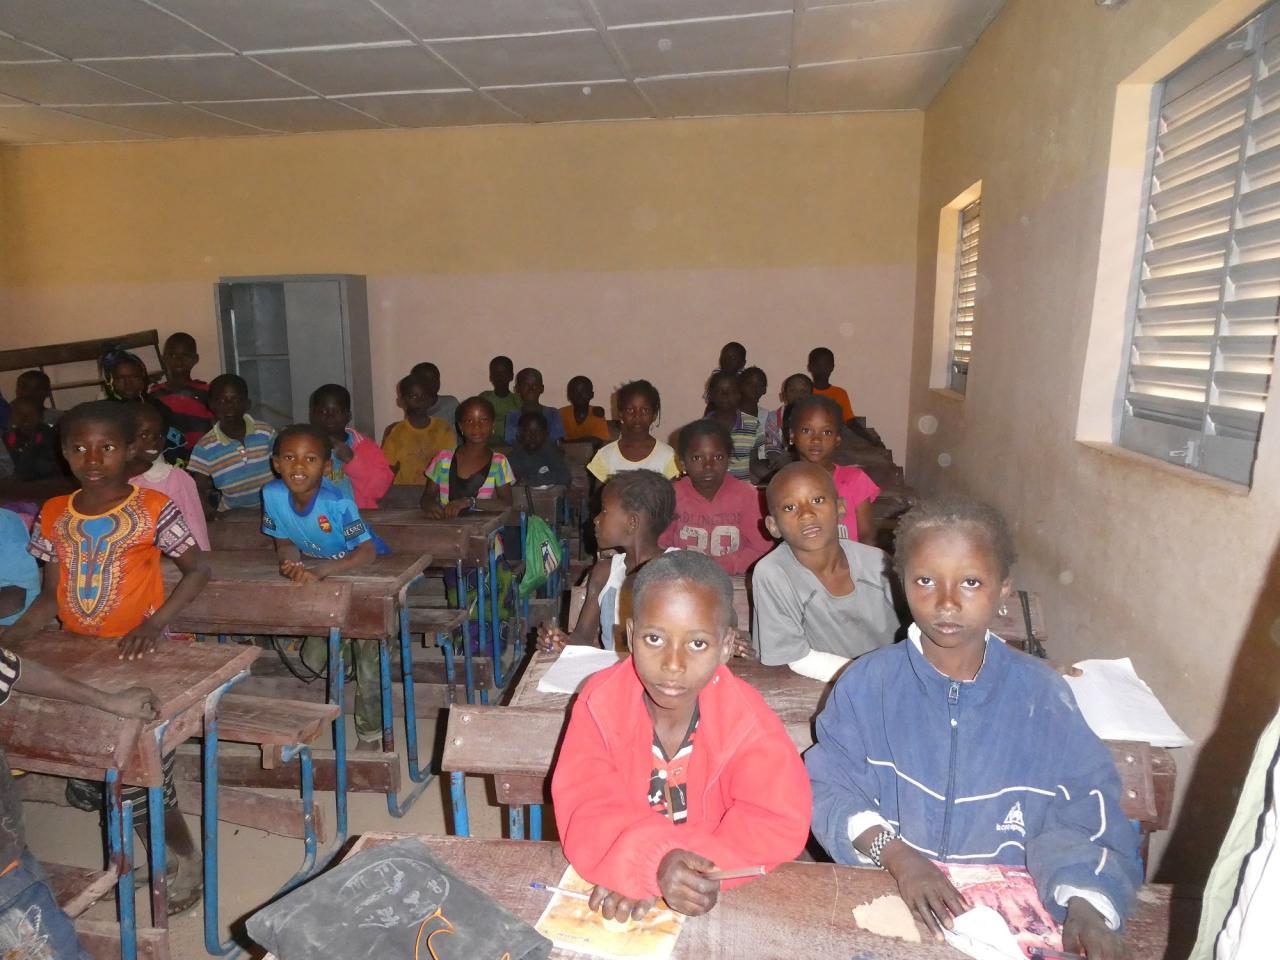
[{"left": 752, "top": 463, "right": 898, "bottom": 681}]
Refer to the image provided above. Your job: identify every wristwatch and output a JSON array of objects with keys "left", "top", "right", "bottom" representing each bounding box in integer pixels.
[
  {"left": 868, "top": 828, "right": 897, "bottom": 868},
  {"left": 467, "top": 496, "right": 477, "bottom": 512}
]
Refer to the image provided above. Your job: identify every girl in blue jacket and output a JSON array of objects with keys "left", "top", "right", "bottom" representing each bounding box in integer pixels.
[{"left": 805, "top": 496, "right": 1141, "bottom": 959}]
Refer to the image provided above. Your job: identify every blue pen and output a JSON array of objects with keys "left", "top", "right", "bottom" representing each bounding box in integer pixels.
[{"left": 531, "top": 881, "right": 591, "bottom": 902}]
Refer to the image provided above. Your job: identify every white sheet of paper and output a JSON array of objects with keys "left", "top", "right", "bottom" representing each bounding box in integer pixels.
[
  {"left": 1065, "top": 657, "right": 1192, "bottom": 747},
  {"left": 536, "top": 646, "right": 622, "bottom": 695},
  {"left": 941, "top": 905, "right": 1024, "bottom": 960}
]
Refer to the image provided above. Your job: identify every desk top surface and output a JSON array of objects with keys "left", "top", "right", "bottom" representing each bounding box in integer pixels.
[
  {"left": 270, "top": 833, "right": 1189, "bottom": 959},
  {"left": 174, "top": 550, "right": 430, "bottom": 592}
]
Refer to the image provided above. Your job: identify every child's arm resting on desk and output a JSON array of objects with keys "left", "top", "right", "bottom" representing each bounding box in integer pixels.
[
  {"left": 751, "top": 565, "right": 849, "bottom": 681},
  {"left": 13, "top": 652, "right": 159, "bottom": 720},
  {"left": 120, "top": 545, "right": 210, "bottom": 660},
  {"left": 1025, "top": 687, "right": 1143, "bottom": 935}
]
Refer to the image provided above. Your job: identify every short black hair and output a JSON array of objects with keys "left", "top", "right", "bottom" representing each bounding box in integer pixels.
[
  {"left": 103, "top": 349, "right": 146, "bottom": 377},
  {"left": 616, "top": 379, "right": 660, "bottom": 415},
  {"left": 398, "top": 372, "right": 429, "bottom": 397},
  {"left": 632, "top": 550, "right": 734, "bottom": 629},
  {"left": 163, "top": 332, "right": 197, "bottom": 351},
  {"left": 706, "top": 369, "right": 740, "bottom": 394},
  {"left": 16, "top": 369, "right": 50, "bottom": 390},
  {"left": 739, "top": 366, "right": 767, "bottom": 390},
  {"left": 788, "top": 394, "right": 843, "bottom": 429},
  {"left": 518, "top": 409, "right": 549, "bottom": 431},
  {"left": 568, "top": 375, "right": 593, "bottom": 392},
  {"left": 515, "top": 367, "right": 543, "bottom": 387},
  {"left": 765, "top": 461, "right": 836, "bottom": 514},
  {"left": 720, "top": 341, "right": 746, "bottom": 359},
  {"left": 782, "top": 372, "right": 813, "bottom": 392},
  {"left": 894, "top": 495, "right": 1017, "bottom": 579},
  {"left": 129, "top": 399, "right": 165, "bottom": 429},
  {"left": 456, "top": 395, "right": 496, "bottom": 423},
  {"left": 605, "top": 470, "right": 676, "bottom": 536},
  {"left": 411, "top": 361, "right": 440, "bottom": 379},
  {"left": 59, "top": 400, "right": 136, "bottom": 445},
  {"left": 490, "top": 355, "right": 513, "bottom": 370},
  {"left": 676, "top": 418, "right": 732, "bottom": 459},
  {"left": 310, "top": 383, "right": 351, "bottom": 411},
  {"left": 209, "top": 373, "right": 249, "bottom": 399},
  {"left": 272, "top": 423, "right": 333, "bottom": 459},
  {"left": 808, "top": 346, "right": 834, "bottom": 365}
]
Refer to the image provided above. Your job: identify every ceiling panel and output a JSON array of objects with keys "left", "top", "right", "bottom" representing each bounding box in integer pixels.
[
  {"left": 377, "top": 0, "right": 592, "bottom": 39},
  {"left": 60, "top": 102, "right": 264, "bottom": 137},
  {"left": 198, "top": 97, "right": 388, "bottom": 133},
  {"left": 0, "top": 104, "right": 160, "bottom": 140},
  {"left": 611, "top": 13, "right": 791, "bottom": 78},
  {"left": 430, "top": 31, "right": 621, "bottom": 86},
  {"left": 791, "top": 46, "right": 965, "bottom": 112},
  {"left": 154, "top": 0, "right": 407, "bottom": 51},
  {"left": 0, "top": 62, "right": 156, "bottom": 105},
  {"left": 486, "top": 80, "right": 651, "bottom": 123},
  {"left": 796, "top": 0, "right": 1005, "bottom": 65},
  {"left": 593, "top": 0, "right": 791, "bottom": 27},
  {"left": 253, "top": 43, "right": 463, "bottom": 96},
  {"left": 640, "top": 68, "right": 788, "bottom": 117},
  {"left": 336, "top": 89, "right": 515, "bottom": 126},
  {"left": 91, "top": 55, "right": 311, "bottom": 102},
  {"left": 0, "top": 33, "right": 54, "bottom": 62},
  {"left": 0, "top": 0, "right": 224, "bottom": 59}
]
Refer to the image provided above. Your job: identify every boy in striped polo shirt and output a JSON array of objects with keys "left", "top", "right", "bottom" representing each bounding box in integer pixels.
[{"left": 189, "top": 374, "right": 276, "bottom": 515}]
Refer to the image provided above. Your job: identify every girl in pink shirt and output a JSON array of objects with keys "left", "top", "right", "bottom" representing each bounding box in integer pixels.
[
  {"left": 788, "top": 395, "right": 879, "bottom": 543},
  {"left": 128, "top": 402, "right": 211, "bottom": 550},
  {"left": 660, "top": 419, "right": 772, "bottom": 576}
]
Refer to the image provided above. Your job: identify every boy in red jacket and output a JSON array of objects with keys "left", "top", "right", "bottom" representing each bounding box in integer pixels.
[{"left": 551, "top": 550, "right": 810, "bottom": 921}]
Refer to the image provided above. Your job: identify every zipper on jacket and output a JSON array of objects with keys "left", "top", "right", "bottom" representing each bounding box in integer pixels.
[{"left": 939, "top": 680, "right": 961, "bottom": 859}]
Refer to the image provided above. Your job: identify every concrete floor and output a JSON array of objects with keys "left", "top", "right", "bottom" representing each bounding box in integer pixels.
[{"left": 22, "top": 714, "right": 509, "bottom": 958}]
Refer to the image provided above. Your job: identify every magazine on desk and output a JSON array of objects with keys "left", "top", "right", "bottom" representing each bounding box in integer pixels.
[
  {"left": 938, "top": 862, "right": 1062, "bottom": 959},
  {"left": 534, "top": 865, "right": 685, "bottom": 960}
]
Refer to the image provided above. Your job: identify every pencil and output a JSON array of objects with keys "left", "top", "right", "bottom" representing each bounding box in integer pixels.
[
  {"left": 530, "top": 881, "right": 591, "bottom": 902},
  {"left": 702, "top": 865, "right": 766, "bottom": 881},
  {"left": 1029, "top": 950, "right": 1086, "bottom": 960}
]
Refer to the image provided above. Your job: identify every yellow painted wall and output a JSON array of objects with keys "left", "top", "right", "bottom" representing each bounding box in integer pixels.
[
  {"left": 0, "top": 113, "right": 924, "bottom": 447},
  {"left": 908, "top": 0, "right": 1280, "bottom": 882}
]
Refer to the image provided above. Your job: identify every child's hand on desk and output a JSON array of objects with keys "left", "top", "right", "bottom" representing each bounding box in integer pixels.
[
  {"left": 730, "top": 630, "right": 755, "bottom": 659},
  {"left": 536, "top": 623, "right": 568, "bottom": 654},
  {"left": 422, "top": 505, "right": 445, "bottom": 520},
  {"left": 656, "top": 850, "right": 720, "bottom": 916},
  {"left": 879, "top": 841, "right": 969, "bottom": 941},
  {"left": 1063, "top": 898, "right": 1129, "bottom": 960},
  {"left": 118, "top": 620, "right": 163, "bottom": 661},
  {"left": 103, "top": 686, "right": 160, "bottom": 721},
  {"left": 279, "top": 559, "right": 319, "bottom": 583},
  {"left": 442, "top": 500, "right": 470, "bottom": 519},
  {"left": 588, "top": 885, "right": 657, "bottom": 922}
]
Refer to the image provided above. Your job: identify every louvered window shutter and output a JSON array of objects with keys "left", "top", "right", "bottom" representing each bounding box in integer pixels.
[
  {"left": 1121, "top": 9, "right": 1280, "bottom": 484},
  {"left": 949, "top": 198, "right": 981, "bottom": 393}
]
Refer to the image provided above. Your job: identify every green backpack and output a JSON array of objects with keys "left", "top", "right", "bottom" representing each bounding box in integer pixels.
[{"left": 519, "top": 512, "right": 564, "bottom": 600}]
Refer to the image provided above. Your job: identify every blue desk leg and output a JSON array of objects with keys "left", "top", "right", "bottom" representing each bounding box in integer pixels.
[
  {"left": 147, "top": 723, "right": 170, "bottom": 928},
  {"left": 326, "top": 626, "right": 349, "bottom": 848},
  {"left": 439, "top": 631, "right": 457, "bottom": 704},
  {"left": 488, "top": 529, "right": 508, "bottom": 689},
  {"left": 477, "top": 564, "right": 493, "bottom": 703},
  {"left": 106, "top": 770, "right": 137, "bottom": 960},
  {"left": 519, "top": 512, "right": 530, "bottom": 655},
  {"left": 529, "top": 804, "right": 543, "bottom": 841},
  {"left": 508, "top": 806, "right": 525, "bottom": 841},
  {"left": 456, "top": 562, "right": 476, "bottom": 704},
  {"left": 382, "top": 607, "right": 434, "bottom": 817},
  {"left": 200, "top": 672, "right": 251, "bottom": 958},
  {"left": 449, "top": 772, "right": 470, "bottom": 837}
]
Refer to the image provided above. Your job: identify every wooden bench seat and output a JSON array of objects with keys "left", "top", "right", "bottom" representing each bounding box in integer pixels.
[
  {"left": 405, "top": 606, "right": 469, "bottom": 637},
  {"left": 215, "top": 693, "right": 339, "bottom": 747},
  {"left": 43, "top": 860, "right": 119, "bottom": 919}
]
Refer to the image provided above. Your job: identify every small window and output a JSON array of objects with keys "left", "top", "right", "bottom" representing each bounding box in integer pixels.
[
  {"left": 1120, "top": 7, "right": 1280, "bottom": 485},
  {"left": 949, "top": 198, "right": 981, "bottom": 393}
]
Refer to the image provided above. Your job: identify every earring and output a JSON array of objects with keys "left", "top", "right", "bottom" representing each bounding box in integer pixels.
[{"left": 998, "top": 604, "right": 1008, "bottom": 616}]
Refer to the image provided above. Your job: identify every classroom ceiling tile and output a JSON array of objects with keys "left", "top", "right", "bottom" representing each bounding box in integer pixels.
[
  {"left": 0, "top": 61, "right": 154, "bottom": 105},
  {"left": 796, "top": 0, "right": 1005, "bottom": 65},
  {"left": 253, "top": 44, "right": 463, "bottom": 96},
  {"left": 485, "top": 81, "right": 651, "bottom": 123},
  {"left": 153, "top": 0, "right": 407, "bottom": 51},
  {"left": 791, "top": 46, "right": 965, "bottom": 112},
  {"left": 198, "top": 97, "right": 389, "bottom": 133},
  {"left": 376, "top": 0, "right": 592, "bottom": 40},
  {"left": 611, "top": 13, "right": 791, "bottom": 77},
  {"left": 639, "top": 68, "right": 788, "bottom": 117},
  {"left": 90, "top": 55, "right": 311, "bottom": 102},
  {"left": 59, "top": 103, "right": 265, "bottom": 137},
  {"left": 0, "top": 0, "right": 224, "bottom": 59},
  {"left": 0, "top": 104, "right": 160, "bottom": 140},
  {"left": 430, "top": 31, "right": 622, "bottom": 86},
  {"left": 335, "top": 90, "right": 516, "bottom": 126},
  {"left": 593, "top": 0, "right": 791, "bottom": 27},
  {"left": 0, "top": 33, "right": 54, "bottom": 62}
]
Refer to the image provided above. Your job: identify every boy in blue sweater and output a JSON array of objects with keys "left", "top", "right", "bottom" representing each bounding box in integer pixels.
[{"left": 806, "top": 496, "right": 1141, "bottom": 958}]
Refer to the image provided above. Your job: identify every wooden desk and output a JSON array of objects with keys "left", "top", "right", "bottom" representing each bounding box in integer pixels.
[
  {"left": 166, "top": 550, "right": 430, "bottom": 640},
  {"left": 208, "top": 507, "right": 501, "bottom": 566},
  {"left": 261, "top": 833, "right": 1193, "bottom": 959},
  {"left": 0, "top": 628, "right": 260, "bottom": 787}
]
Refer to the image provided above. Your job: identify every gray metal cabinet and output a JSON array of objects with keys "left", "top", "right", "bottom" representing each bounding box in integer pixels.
[{"left": 213, "top": 275, "right": 374, "bottom": 435}]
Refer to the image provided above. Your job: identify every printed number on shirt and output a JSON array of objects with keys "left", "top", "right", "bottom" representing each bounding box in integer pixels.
[{"left": 680, "top": 525, "right": 740, "bottom": 557}]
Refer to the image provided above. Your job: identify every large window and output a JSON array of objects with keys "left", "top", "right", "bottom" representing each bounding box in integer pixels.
[
  {"left": 949, "top": 198, "right": 981, "bottom": 393},
  {"left": 1120, "top": 7, "right": 1279, "bottom": 485}
]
